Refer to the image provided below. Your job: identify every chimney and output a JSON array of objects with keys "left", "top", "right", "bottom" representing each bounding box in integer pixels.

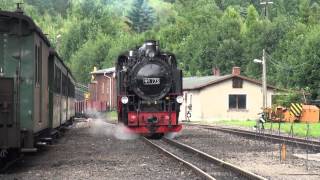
[
  {"left": 15, "top": 3, "right": 24, "bottom": 14},
  {"left": 232, "top": 67, "right": 241, "bottom": 76},
  {"left": 212, "top": 67, "right": 220, "bottom": 76}
]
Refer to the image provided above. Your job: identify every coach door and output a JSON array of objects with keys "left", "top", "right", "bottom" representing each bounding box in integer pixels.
[{"left": 0, "top": 78, "right": 18, "bottom": 148}]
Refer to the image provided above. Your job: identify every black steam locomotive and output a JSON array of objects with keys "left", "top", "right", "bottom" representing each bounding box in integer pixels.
[{"left": 116, "top": 40, "right": 183, "bottom": 138}]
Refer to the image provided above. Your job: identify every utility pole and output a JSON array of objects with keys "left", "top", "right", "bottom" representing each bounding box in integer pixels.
[
  {"left": 260, "top": 0, "right": 273, "bottom": 18},
  {"left": 262, "top": 49, "right": 267, "bottom": 109},
  {"left": 260, "top": 0, "right": 273, "bottom": 109},
  {"left": 56, "top": 34, "right": 61, "bottom": 53}
]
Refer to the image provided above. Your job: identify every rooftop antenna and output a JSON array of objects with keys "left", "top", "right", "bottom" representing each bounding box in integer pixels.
[{"left": 15, "top": 2, "right": 24, "bottom": 14}]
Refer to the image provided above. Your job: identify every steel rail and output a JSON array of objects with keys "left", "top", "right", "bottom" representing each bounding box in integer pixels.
[
  {"left": 163, "top": 138, "right": 267, "bottom": 180},
  {"left": 142, "top": 137, "right": 216, "bottom": 180},
  {"left": 0, "top": 154, "right": 23, "bottom": 173},
  {"left": 188, "top": 124, "right": 320, "bottom": 150}
]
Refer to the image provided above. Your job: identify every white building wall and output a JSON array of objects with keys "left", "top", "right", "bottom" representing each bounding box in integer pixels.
[
  {"left": 179, "top": 79, "right": 276, "bottom": 121},
  {"left": 180, "top": 90, "right": 202, "bottom": 121}
]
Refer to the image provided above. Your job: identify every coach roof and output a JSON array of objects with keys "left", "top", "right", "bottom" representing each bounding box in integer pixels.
[{"left": 0, "top": 10, "right": 51, "bottom": 46}]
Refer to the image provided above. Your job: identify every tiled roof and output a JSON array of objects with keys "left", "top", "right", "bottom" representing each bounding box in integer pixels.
[
  {"left": 91, "top": 67, "right": 115, "bottom": 74},
  {"left": 183, "top": 74, "right": 280, "bottom": 90},
  {"left": 183, "top": 75, "right": 232, "bottom": 90}
]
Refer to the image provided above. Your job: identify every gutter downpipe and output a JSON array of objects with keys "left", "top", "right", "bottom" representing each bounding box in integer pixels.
[{"left": 104, "top": 72, "right": 112, "bottom": 111}]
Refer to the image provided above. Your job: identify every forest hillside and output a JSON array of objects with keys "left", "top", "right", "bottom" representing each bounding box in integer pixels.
[{"left": 1, "top": 0, "right": 320, "bottom": 98}]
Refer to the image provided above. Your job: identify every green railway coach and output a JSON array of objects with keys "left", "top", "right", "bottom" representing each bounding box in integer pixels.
[
  {"left": 48, "top": 50, "right": 75, "bottom": 131},
  {"left": 0, "top": 9, "right": 75, "bottom": 161}
]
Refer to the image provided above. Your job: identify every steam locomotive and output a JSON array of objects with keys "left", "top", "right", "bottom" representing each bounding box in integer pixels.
[{"left": 116, "top": 41, "right": 183, "bottom": 138}]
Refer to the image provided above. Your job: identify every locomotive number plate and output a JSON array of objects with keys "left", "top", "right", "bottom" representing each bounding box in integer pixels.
[{"left": 143, "top": 78, "right": 160, "bottom": 85}]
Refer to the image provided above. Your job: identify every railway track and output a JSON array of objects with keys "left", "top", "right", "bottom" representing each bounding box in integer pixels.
[
  {"left": 143, "top": 137, "right": 266, "bottom": 180},
  {"left": 188, "top": 124, "right": 320, "bottom": 150},
  {"left": 0, "top": 154, "right": 23, "bottom": 173}
]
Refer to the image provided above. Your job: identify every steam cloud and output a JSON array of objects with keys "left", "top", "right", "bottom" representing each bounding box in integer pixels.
[{"left": 82, "top": 108, "right": 139, "bottom": 140}]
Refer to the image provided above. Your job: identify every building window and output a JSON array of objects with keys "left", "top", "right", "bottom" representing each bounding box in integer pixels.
[
  {"left": 232, "top": 78, "right": 243, "bottom": 88},
  {"left": 229, "top": 95, "right": 246, "bottom": 110}
]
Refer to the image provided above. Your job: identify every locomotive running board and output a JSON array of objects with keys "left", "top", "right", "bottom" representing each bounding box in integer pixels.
[
  {"left": 21, "top": 148, "right": 37, "bottom": 153},
  {"left": 36, "top": 142, "right": 48, "bottom": 146},
  {"left": 40, "top": 137, "right": 53, "bottom": 144}
]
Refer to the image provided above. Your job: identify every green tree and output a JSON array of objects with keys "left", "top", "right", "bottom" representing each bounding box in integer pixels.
[
  {"left": 298, "top": 27, "right": 320, "bottom": 98},
  {"left": 70, "top": 33, "right": 113, "bottom": 83},
  {"left": 272, "top": 23, "right": 307, "bottom": 88},
  {"left": 242, "top": 5, "right": 265, "bottom": 78},
  {"left": 299, "top": 0, "right": 311, "bottom": 24},
  {"left": 215, "top": 7, "right": 243, "bottom": 74},
  {"left": 126, "top": 0, "right": 156, "bottom": 33}
]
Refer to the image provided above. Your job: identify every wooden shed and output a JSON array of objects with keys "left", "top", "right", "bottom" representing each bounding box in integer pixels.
[{"left": 300, "top": 105, "right": 319, "bottom": 123}]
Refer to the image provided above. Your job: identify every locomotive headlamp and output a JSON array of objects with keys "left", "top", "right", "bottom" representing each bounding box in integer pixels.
[
  {"left": 122, "top": 65, "right": 128, "bottom": 72},
  {"left": 176, "top": 96, "right": 183, "bottom": 104},
  {"left": 148, "top": 51, "right": 155, "bottom": 58},
  {"left": 121, "top": 96, "right": 129, "bottom": 104}
]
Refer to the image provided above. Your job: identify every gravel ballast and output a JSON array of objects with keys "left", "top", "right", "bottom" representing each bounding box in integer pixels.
[
  {"left": 0, "top": 119, "right": 198, "bottom": 180},
  {"left": 175, "top": 125, "right": 320, "bottom": 180}
]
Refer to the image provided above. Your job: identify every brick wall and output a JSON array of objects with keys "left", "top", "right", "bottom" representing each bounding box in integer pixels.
[{"left": 88, "top": 72, "right": 116, "bottom": 111}]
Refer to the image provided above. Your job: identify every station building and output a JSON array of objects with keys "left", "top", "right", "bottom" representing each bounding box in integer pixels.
[
  {"left": 180, "top": 67, "right": 279, "bottom": 121},
  {"left": 87, "top": 67, "right": 116, "bottom": 111}
]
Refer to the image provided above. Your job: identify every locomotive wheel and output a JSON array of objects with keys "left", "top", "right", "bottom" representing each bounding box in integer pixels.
[
  {"left": 0, "top": 157, "right": 5, "bottom": 171},
  {"left": 147, "top": 133, "right": 164, "bottom": 139},
  {"left": 0, "top": 149, "right": 20, "bottom": 172}
]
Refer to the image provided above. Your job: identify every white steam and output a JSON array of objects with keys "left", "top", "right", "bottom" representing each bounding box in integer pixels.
[
  {"left": 164, "top": 132, "right": 180, "bottom": 139},
  {"left": 87, "top": 118, "right": 139, "bottom": 140},
  {"left": 113, "top": 123, "right": 139, "bottom": 140},
  {"left": 75, "top": 108, "right": 139, "bottom": 140}
]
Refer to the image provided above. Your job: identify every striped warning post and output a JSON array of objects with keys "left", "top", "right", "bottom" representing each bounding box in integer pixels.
[{"left": 290, "top": 103, "right": 303, "bottom": 117}]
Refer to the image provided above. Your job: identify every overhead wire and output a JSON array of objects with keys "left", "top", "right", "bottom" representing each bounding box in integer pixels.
[{"left": 265, "top": 53, "right": 309, "bottom": 70}]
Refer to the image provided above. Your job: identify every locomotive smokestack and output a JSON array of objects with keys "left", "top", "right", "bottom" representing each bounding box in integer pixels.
[{"left": 144, "top": 40, "right": 158, "bottom": 58}]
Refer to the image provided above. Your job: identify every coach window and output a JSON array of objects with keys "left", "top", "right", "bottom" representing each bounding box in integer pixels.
[
  {"left": 39, "top": 42, "right": 42, "bottom": 84},
  {"left": 55, "top": 67, "right": 61, "bottom": 94},
  {"left": 62, "top": 74, "right": 67, "bottom": 96},
  {"left": 35, "top": 44, "right": 39, "bottom": 85},
  {"left": 229, "top": 94, "right": 246, "bottom": 110},
  {"left": 62, "top": 74, "right": 66, "bottom": 95},
  {"left": 35, "top": 42, "right": 42, "bottom": 86}
]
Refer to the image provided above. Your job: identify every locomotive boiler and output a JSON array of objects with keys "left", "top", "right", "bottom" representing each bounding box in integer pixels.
[{"left": 116, "top": 40, "right": 183, "bottom": 138}]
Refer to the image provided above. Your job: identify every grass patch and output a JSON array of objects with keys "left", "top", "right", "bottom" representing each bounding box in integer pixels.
[
  {"left": 105, "top": 111, "right": 117, "bottom": 121},
  {"left": 265, "top": 122, "right": 320, "bottom": 138},
  {"left": 214, "top": 120, "right": 320, "bottom": 138},
  {"left": 216, "top": 120, "right": 256, "bottom": 128}
]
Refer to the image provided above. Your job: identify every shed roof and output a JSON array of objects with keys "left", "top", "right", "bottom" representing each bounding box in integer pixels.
[
  {"left": 183, "top": 74, "right": 279, "bottom": 91},
  {"left": 183, "top": 75, "right": 232, "bottom": 90},
  {"left": 91, "top": 67, "right": 115, "bottom": 75}
]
